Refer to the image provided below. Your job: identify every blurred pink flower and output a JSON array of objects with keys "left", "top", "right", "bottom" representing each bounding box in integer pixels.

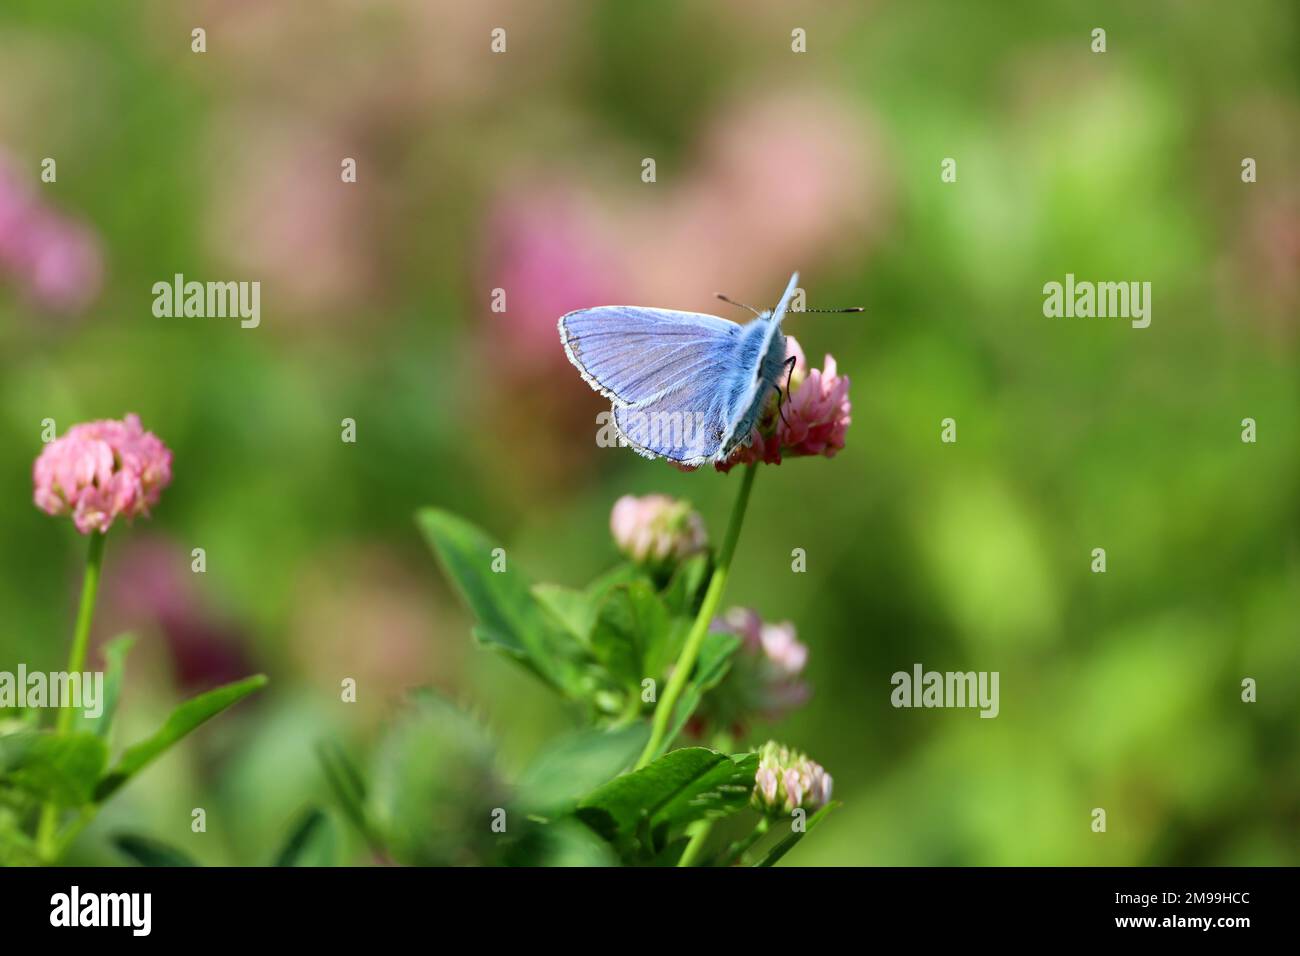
[
  {"left": 628, "top": 89, "right": 890, "bottom": 302},
  {"left": 203, "top": 118, "right": 377, "bottom": 318},
  {"left": 715, "top": 607, "right": 810, "bottom": 718},
  {"left": 0, "top": 151, "right": 103, "bottom": 313},
  {"left": 482, "top": 184, "right": 625, "bottom": 372},
  {"left": 33, "top": 414, "right": 173, "bottom": 534},
  {"left": 718, "top": 334, "right": 851, "bottom": 471},
  {"left": 609, "top": 493, "right": 708, "bottom": 566},
  {"left": 689, "top": 608, "right": 810, "bottom": 737},
  {"left": 492, "top": 89, "right": 887, "bottom": 368}
]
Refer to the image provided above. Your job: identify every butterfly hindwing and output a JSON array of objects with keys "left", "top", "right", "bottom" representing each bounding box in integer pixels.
[{"left": 560, "top": 306, "right": 749, "bottom": 462}]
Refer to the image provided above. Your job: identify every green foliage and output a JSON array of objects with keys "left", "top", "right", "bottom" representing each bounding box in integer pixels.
[
  {"left": 514, "top": 723, "right": 650, "bottom": 817},
  {"left": 273, "top": 808, "right": 331, "bottom": 867},
  {"left": 590, "top": 581, "right": 686, "bottom": 696},
  {"left": 75, "top": 634, "right": 134, "bottom": 739},
  {"left": 366, "top": 691, "right": 506, "bottom": 866},
  {"left": 0, "top": 649, "right": 266, "bottom": 864},
  {"left": 114, "top": 834, "right": 200, "bottom": 867},
  {"left": 576, "top": 748, "right": 758, "bottom": 862},
  {"left": 5, "top": 732, "right": 107, "bottom": 807},
  {"left": 417, "top": 508, "right": 593, "bottom": 697},
  {"left": 419, "top": 509, "right": 718, "bottom": 723},
  {"left": 95, "top": 675, "right": 267, "bottom": 801},
  {"left": 410, "top": 503, "right": 833, "bottom": 867},
  {"left": 753, "top": 802, "right": 840, "bottom": 867},
  {"left": 661, "top": 630, "right": 742, "bottom": 759}
]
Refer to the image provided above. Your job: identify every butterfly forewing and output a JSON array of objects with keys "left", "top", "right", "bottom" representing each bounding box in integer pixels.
[{"left": 558, "top": 307, "right": 740, "bottom": 407}]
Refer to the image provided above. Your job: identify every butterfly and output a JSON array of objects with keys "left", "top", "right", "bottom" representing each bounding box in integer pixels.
[{"left": 559, "top": 272, "right": 800, "bottom": 466}]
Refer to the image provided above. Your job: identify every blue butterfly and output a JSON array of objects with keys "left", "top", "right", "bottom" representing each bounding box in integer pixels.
[{"left": 559, "top": 272, "right": 800, "bottom": 466}]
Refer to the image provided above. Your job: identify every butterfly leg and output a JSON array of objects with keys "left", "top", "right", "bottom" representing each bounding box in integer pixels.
[{"left": 776, "top": 355, "right": 797, "bottom": 427}]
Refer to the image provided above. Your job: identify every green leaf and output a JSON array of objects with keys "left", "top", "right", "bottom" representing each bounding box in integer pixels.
[
  {"left": 75, "top": 634, "right": 135, "bottom": 738},
  {"left": 661, "top": 553, "right": 712, "bottom": 618},
  {"left": 94, "top": 674, "right": 266, "bottom": 802},
  {"left": 753, "top": 801, "right": 840, "bottom": 867},
  {"left": 586, "top": 562, "right": 653, "bottom": 602},
  {"left": 418, "top": 508, "right": 589, "bottom": 695},
  {"left": 0, "top": 730, "right": 37, "bottom": 774},
  {"left": 590, "top": 582, "right": 676, "bottom": 691},
  {"left": 515, "top": 723, "right": 651, "bottom": 816},
  {"left": 0, "top": 812, "right": 41, "bottom": 866},
  {"left": 501, "top": 818, "right": 620, "bottom": 867},
  {"left": 531, "top": 584, "right": 597, "bottom": 643},
  {"left": 576, "top": 747, "right": 758, "bottom": 844},
  {"left": 2, "top": 732, "right": 107, "bottom": 807},
  {"left": 648, "top": 837, "right": 691, "bottom": 866},
  {"left": 316, "top": 739, "right": 374, "bottom": 849},
  {"left": 533, "top": 565, "right": 656, "bottom": 650},
  {"left": 660, "top": 630, "right": 742, "bottom": 757},
  {"left": 274, "top": 808, "right": 331, "bottom": 866},
  {"left": 113, "top": 833, "right": 200, "bottom": 867}
]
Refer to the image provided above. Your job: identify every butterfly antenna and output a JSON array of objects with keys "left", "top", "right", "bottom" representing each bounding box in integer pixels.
[
  {"left": 801, "top": 306, "right": 865, "bottom": 314},
  {"left": 715, "top": 293, "right": 763, "bottom": 316}
]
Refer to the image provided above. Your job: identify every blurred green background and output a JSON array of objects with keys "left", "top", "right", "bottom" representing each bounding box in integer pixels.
[{"left": 0, "top": 0, "right": 1296, "bottom": 865}]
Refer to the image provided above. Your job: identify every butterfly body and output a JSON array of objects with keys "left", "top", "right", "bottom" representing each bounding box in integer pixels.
[{"left": 559, "top": 272, "right": 798, "bottom": 465}]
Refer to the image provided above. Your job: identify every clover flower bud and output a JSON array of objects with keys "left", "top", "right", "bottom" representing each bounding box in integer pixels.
[
  {"left": 609, "top": 493, "right": 707, "bottom": 567},
  {"left": 751, "top": 741, "right": 833, "bottom": 816}
]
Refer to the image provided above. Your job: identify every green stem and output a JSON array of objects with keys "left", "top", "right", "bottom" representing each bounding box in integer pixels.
[
  {"left": 636, "top": 463, "right": 758, "bottom": 769},
  {"left": 677, "top": 819, "right": 714, "bottom": 867},
  {"left": 675, "top": 728, "right": 738, "bottom": 867},
  {"left": 37, "top": 530, "right": 107, "bottom": 861},
  {"left": 722, "top": 816, "right": 771, "bottom": 866}
]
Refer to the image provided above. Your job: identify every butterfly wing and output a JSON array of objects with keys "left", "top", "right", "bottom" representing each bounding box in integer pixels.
[
  {"left": 559, "top": 306, "right": 746, "bottom": 463},
  {"left": 559, "top": 273, "right": 801, "bottom": 465},
  {"left": 559, "top": 306, "right": 740, "bottom": 405}
]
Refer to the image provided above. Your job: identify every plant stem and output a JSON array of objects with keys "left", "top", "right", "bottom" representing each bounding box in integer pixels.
[
  {"left": 636, "top": 463, "right": 758, "bottom": 769},
  {"left": 37, "top": 530, "right": 107, "bottom": 861},
  {"left": 677, "top": 819, "right": 714, "bottom": 867},
  {"left": 675, "top": 727, "right": 741, "bottom": 867},
  {"left": 722, "top": 817, "right": 771, "bottom": 866}
]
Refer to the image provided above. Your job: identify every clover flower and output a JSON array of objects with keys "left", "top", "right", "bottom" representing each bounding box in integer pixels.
[
  {"left": 752, "top": 741, "right": 833, "bottom": 816},
  {"left": 33, "top": 414, "right": 173, "bottom": 534},
  {"left": 718, "top": 335, "right": 851, "bottom": 472},
  {"left": 698, "top": 609, "right": 809, "bottom": 732},
  {"left": 609, "top": 494, "right": 708, "bottom": 567}
]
